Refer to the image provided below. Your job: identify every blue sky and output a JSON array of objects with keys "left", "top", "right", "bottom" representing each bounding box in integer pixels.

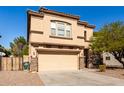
[{"left": 0, "top": 6, "right": 124, "bottom": 48}]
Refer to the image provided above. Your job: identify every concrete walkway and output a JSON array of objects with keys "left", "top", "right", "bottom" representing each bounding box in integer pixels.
[{"left": 39, "top": 70, "right": 124, "bottom": 86}]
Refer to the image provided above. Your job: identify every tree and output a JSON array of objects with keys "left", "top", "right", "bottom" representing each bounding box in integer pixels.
[
  {"left": 4, "top": 49, "right": 11, "bottom": 57},
  {"left": 0, "top": 45, "right": 11, "bottom": 57},
  {"left": 10, "top": 36, "right": 28, "bottom": 57},
  {"left": 0, "top": 36, "right": 4, "bottom": 53},
  {"left": 91, "top": 21, "right": 124, "bottom": 68},
  {"left": 0, "top": 45, "right": 5, "bottom": 52},
  {"left": 10, "top": 36, "right": 28, "bottom": 70}
]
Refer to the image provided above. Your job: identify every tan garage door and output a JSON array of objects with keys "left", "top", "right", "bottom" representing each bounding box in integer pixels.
[{"left": 38, "top": 53, "right": 78, "bottom": 71}]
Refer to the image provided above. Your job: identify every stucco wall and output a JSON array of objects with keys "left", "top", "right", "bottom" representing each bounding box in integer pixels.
[
  {"left": 30, "top": 16, "right": 44, "bottom": 31},
  {"left": 29, "top": 13, "right": 93, "bottom": 47}
]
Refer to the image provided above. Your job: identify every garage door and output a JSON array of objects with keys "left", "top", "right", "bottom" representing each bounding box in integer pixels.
[{"left": 38, "top": 53, "right": 78, "bottom": 71}]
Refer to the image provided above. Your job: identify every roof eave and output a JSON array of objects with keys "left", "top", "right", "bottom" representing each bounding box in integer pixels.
[
  {"left": 27, "top": 10, "right": 44, "bottom": 17},
  {"left": 39, "top": 7, "right": 80, "bottom": 20},
  {"left": 86, "top": 25, "right": 96, "bottom": 29}
]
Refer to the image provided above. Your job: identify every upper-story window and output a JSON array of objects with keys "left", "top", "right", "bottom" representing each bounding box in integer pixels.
[
  {"left": 51, "top": 21, "right": 71, "bottom": 38},
  {"left": 84, "top": 30, "right": 87, "bottom": 40},
  {"left": 51, "top": 21, "right": 56, "bottom": 36}
]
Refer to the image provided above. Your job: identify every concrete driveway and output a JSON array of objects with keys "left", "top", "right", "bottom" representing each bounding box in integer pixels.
[{"left": 38, "top": 70, "right": 124, "bottom": 86}]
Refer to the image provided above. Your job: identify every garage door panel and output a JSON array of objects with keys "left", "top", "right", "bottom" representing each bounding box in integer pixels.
[{"left": 38, "top": 53, "right": 78, "bottom": 71}]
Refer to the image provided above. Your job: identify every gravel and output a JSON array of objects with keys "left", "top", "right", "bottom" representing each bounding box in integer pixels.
[
  {"left": 95, "top": 69, "right": 124, "bottom": 79},
  {"left": 0, "top": 71, "right": 44, "bottom": 86}
]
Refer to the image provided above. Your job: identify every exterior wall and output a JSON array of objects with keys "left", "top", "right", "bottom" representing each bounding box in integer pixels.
[
  {"left": 30, "top": 16, "right": 44, "bottom": 31},
  {"left": 85, "top": 27, "right": 93, "bottom": 41},
  {"left": 30, "top": 13, "right": 92, "bottom": 47},
  {"left": 84, "top": 27, "right": 93, "bottom": 48}
]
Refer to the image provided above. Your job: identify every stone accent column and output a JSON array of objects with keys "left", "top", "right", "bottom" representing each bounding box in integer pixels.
[
  {"left": 30, "top": 57, "right": 38, "bottom": 72},
  {"left": 29, "top": 45, "right": 38, "bottom": 72},
  {"left": 79, "top": 50, "right": 85, "bottom": 69}
]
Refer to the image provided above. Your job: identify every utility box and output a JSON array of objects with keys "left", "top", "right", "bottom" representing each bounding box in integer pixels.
[{"left": 23, "top": 62, "right": 30, "bottom": 71}]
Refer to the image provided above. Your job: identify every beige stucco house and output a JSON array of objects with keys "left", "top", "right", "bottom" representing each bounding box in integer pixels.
[{"left": 27, "top": 7, "right": 95, "bottom": 72}]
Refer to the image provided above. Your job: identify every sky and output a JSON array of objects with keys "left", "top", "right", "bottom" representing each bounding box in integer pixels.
[{"left": 0, "top": 6, "right": 124, "bottom": 48}]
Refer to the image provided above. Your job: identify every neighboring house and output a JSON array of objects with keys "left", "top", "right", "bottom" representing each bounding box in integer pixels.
[
  {"left": 103, "top": 52, "right": 123, "bottom": 68},
  {"left": 0, "top": 52, "right": 5, "bottom": 56},
  {"left": 27, "top": 7, "right": 95, "bottom": 72}
]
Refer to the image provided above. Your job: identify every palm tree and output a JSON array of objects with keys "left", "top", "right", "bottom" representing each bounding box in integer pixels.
[
  {"left": 10, "top": 36, "right": 28, "bottom": 56},
  {"left": 10, "top": 36, "right": 28, "bottom": 70}
]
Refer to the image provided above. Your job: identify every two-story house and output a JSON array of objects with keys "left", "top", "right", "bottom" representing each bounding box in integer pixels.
[{"left": 27, "top": 7, "right": 95, "bottom": 72}]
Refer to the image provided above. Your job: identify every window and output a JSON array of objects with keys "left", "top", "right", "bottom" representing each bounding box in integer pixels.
[
  {"left": 51, "top": 22, "right": 56, "bottom": 35},
  {"left": 84, "top": 30, "right": 87, "bottom": 40},
  {"left": 57, "top": 22, "right": 65, "bottom": 36},
  {"left": 106, "top": 56, "right": 110, "bottom": 60},
  {"left": 66, "top": 24, "right": 71, "bottom": 37},
  {"left": 50, "top": 21, "right": 71, "bottom": 38},
  {"left": 51, "top": 28, "right": 56, "bottom": 35}
]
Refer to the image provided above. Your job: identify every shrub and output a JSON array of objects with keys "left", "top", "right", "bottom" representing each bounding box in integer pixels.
[{"left": 99, "top": 64, "right": 106, "bottom": 72}]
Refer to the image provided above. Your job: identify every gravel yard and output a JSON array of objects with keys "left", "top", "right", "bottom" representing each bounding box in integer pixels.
[
  {"left": 95, "top": 69, "right": 124, "bottom": 79},
  {"left": 0, "top": 71, "right": 44, "bottom": 86}
]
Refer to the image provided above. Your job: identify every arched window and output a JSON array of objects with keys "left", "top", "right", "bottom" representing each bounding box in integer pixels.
[{"left": 51, "top": 20, "right": 72, "bottom": 38}]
